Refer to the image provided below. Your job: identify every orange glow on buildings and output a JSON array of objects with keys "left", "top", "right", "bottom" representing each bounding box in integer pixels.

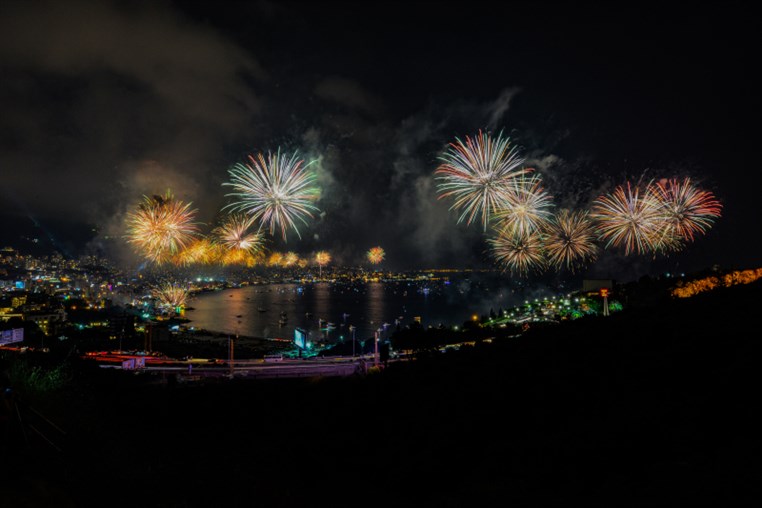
[{"left": 671, "top": 268, "right": 762, "bottom": 298}]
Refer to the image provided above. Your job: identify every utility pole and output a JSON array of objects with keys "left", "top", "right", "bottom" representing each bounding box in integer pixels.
[
  {"left": 374, "top": 330, "right": 379, "bottom": 366},
  {"left": 228, "top": 334, "right": 236, "bottom": 377}
]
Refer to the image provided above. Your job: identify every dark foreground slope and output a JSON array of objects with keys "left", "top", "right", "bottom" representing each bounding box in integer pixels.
[{"left": 2, "top": 282, "right": 759, "bottom": 507}]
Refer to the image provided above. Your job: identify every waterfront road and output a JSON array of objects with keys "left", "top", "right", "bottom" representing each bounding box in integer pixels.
[{"left": 85, "top": 352, "right": 380, "bottom": 379}]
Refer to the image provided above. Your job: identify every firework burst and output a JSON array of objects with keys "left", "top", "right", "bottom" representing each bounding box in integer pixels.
[
  {"left": 591, "top": 182, "right": 663, "bottom": 255},
  {"left": 267, "top": 252, "right": 283, "bottom": 267},
  {"left": 650, "top": 178, "right": 722, "bottom": 242},
  {"left": 220, "top": 248, "right": 260, "bottom": 267},
  {"left": 282, "top": 251, "right": 300, "bottom": 267},
  {"left": 435, "top": 130, "right": 529, "bottom": 231},
  {"left": 493, "top": 173, "right": 554, "bottom": 236},
  {"left": 174, "top": 238, "right": 219, "bottom": 266},
  {"left": 367, "top": 246, "right": 385, "bottom": 265},
  {"left": 224, "top": 149, "right": 320, "bottom": 241},
  {"left": 152, "top": 282, "right": 189, "bottom": 310},
  {"left": 315, "top": 251, "right": 331, "bottom": 267},
  {"left": 543, "top": 209, "right": 598, "bottom": 270},
  {"left": 213, "top": 213, "right": 265, "bottom": 257},
  {"left": 488, "top": 230, "right": 546, "bottom": 275},
  {"left": 315, "top": 250, "right": 331, "bottom": 277},
  {"left": 125, "top": 190, "right": 199, "bottom": 264}
]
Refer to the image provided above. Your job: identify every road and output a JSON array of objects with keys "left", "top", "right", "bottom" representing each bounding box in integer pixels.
[{"left": 85, "top": 352, "right": 379, "bottom": 379}]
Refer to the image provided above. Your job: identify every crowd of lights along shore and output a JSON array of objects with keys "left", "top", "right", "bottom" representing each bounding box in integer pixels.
[{"left": 122, "top": 131, "right": 721, "bottom": 278}]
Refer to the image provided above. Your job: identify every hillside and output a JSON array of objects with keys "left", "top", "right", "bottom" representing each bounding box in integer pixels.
[{"left": 1, "top": 280, "right": 759, "bottom": 507}]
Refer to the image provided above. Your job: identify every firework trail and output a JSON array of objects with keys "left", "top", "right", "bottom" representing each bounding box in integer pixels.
[
  {"left": 493, "top": 173, "right": 554, "bottom": 236},
  {"left": 367, "top": 246, "right": 385, "bottom": 265},
  {"left": 591, "top": 182, "right": 664, "bottom": 255},
  {"left": 435, "top": 130, "right": 529, "bottom": 231},
  {"left": 650, "top": 178, "right": 722, "bottom": 242},
  {"left": 488, "top": 230, "right": 547, "bottom": 275},
  {"left": 125, "top": 190, "right": 199, "bottom": 264},
  {"left": 543, "top": 209, "right": 599, "bottom": 270},
  {"left": 224, "top": 149, "right": 320, "bottom": 241}
]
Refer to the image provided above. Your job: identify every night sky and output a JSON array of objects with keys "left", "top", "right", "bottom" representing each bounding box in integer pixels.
[{"left": 1, "top": 0, "right": 759, "bottom": 278}]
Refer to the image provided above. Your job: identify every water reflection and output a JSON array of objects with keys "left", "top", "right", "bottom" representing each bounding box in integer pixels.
[{"left": 186, "top": 280, "right": 521, "bottom": 345}]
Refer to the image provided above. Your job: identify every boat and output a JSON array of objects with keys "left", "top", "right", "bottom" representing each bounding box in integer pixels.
[
  {"left": 258, "top": 307, "right": 267, "bottom": 312},
  {"left": 236, "top": 314, "right": 242, "bottom": 318}
]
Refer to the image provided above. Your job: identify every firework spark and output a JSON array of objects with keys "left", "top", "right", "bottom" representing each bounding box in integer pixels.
[
  {"left": 315, "top": 251, "right": 331, "bottom": 267},
  {"left": 435, "top": 130, "right": 529, "bottom": 231},
  {"left": 315, "top": 250, "right": 331, "bottom": 277},
  {"left": 267, "top": 252, "right": 283, "bottom": 266},
  {"left": 213, "top": 214, "right": 265, "bottom": 256},
  {"left": 174, "top": 238, "right": 219, "bottom": 266},
  {"left": 282, "top": 251, "right": 300, "bottom": 267},
  {"left": 650, "top": 178, "right": 722, "bottom": 242},
  {"left": 367, "top": 246, "right": 385, "bottom": 265},
  {"left": 220, "top": 248, "right": 260, "bottom": 267},
  {"left": 591, "top": 182, "right": 663, "bottom": 255},
  {"left": 488, "top": 230, "right": 546, "bottom": 275},
  {"left": 152, "top": 282, "right": 189, "bottom": 310},
  {"left": 125, "top": 190, "right": 199, "bottom": 264},
  {"left": 543, "top": 209, "right": 598, "bottom": 270},
  {"left": 493, "top": 173, "right": 554, "bottom": 236},
  {"left": 224, "top": 149, "right": 320, "bottom": 241}
]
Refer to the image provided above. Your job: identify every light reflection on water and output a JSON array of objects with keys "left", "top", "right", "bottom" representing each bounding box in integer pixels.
[{"left": 185, "top": 280, "right": 521, "bottom": 344}]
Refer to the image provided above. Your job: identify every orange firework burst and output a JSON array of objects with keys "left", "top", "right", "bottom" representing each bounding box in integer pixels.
[
  {"left": 315, "top": 251, "right": 331, "bottom": 266},
  {"left": 282, "top": 252, "right": 300, "bottom": 267},
  {"left": 173, "top": 238, "right": 219, "bottom": 266},
  {"left": 152, "top": 281, "right": 189, "bottom": 310},
  {"left": 267, "top": 252, "right": 283, "bottom": 266},
  {"left": 213, "top": 213, "right": 264, "bottom": 254},
  {"left": 366, "top": 246, "right": 385, "bottom": 265},
  {"left": 315, "top": 250, "right": 331, "bottom": 277},
  {"left": 125, "top": 190, "right": 199, "bottom": 264}
]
